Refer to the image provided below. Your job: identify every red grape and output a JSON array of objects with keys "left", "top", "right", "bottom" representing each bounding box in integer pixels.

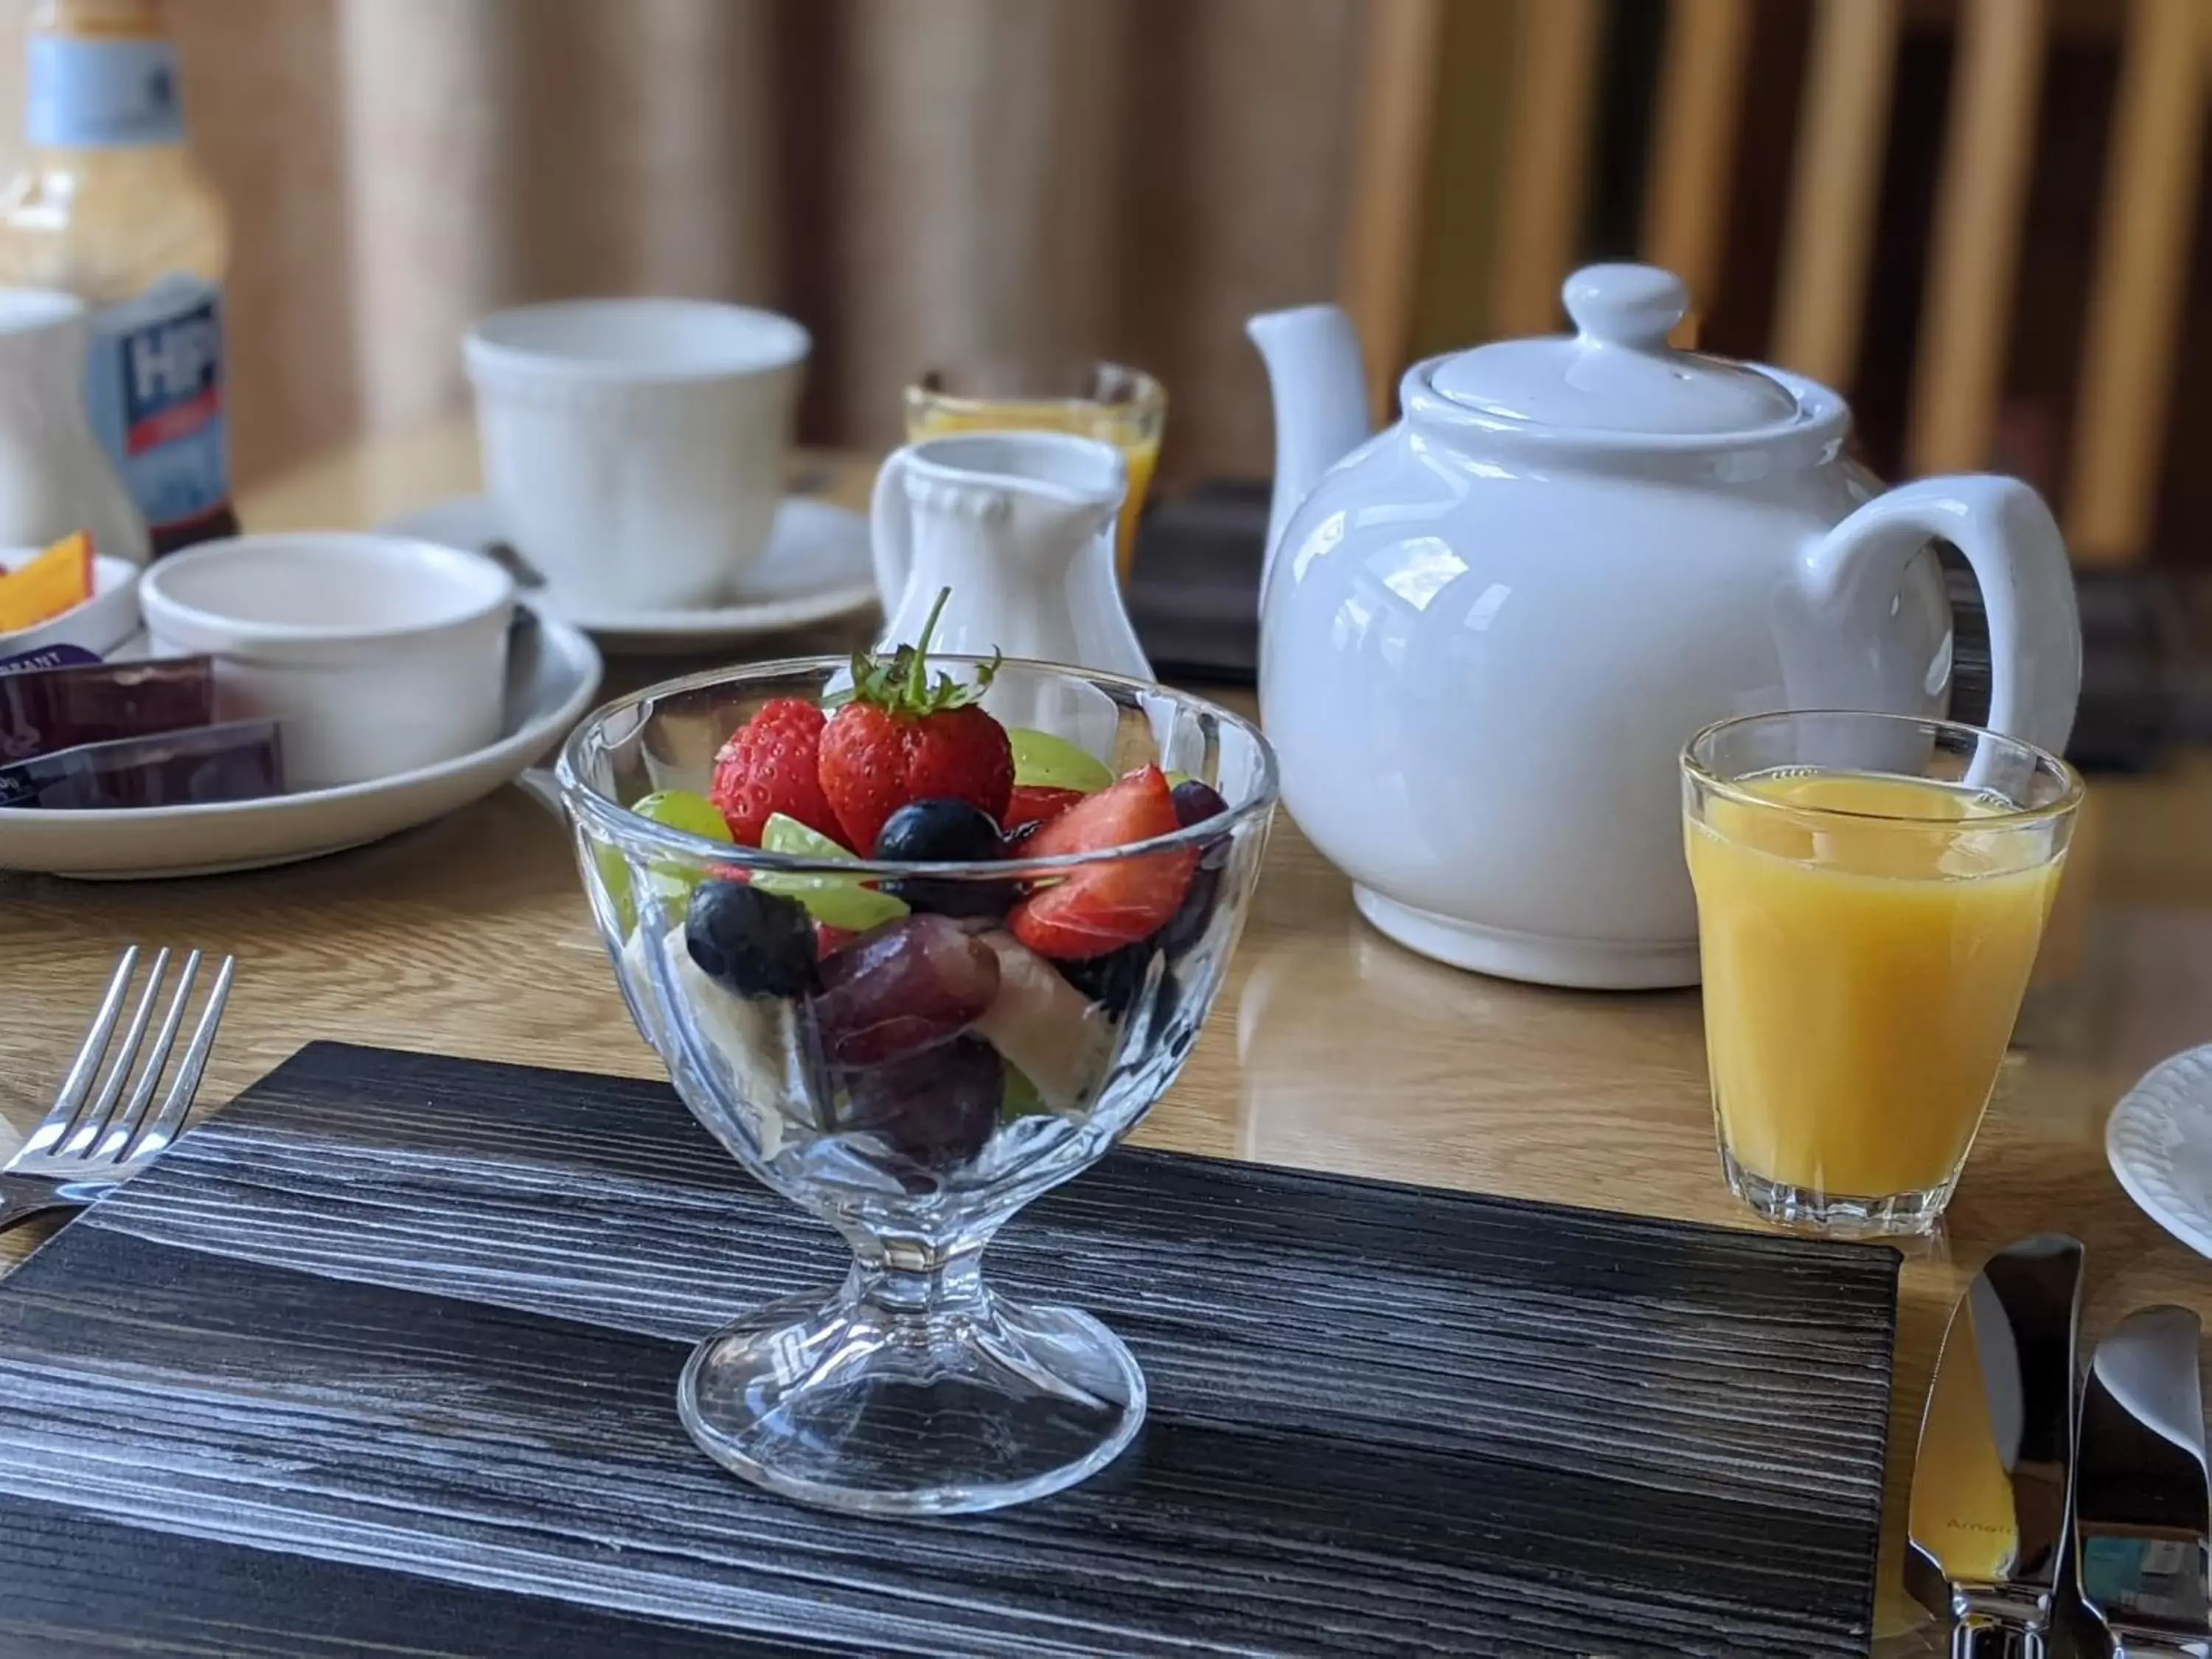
[
  {"left": 810, "top": 913, "right": 1001, "bottom": 1068},
  {"left": 832, "top": 1038, "right": 1003, "bottom": 1169}
]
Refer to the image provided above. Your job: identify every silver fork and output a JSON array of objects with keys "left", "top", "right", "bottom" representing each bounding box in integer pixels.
[{"left": 0, "top": 946, "right": 234, "bottom": 1232}]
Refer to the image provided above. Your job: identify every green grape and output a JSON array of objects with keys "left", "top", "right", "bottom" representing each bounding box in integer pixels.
[
  {"left": 999, "top": 1060, "right": 1050, "bottom": 1122},
  {"left": 760, "top": 815, "right": 852, "bottom": 860},
  {"left": 593, "top": 843, "right": 639, "bottom": 936},
  {"left": 1008, "top": 727, "right": 1114, "bottom": 793},
  {"left": 754, "top": 813, "right": 909, "bottom": 932},
  {"left": 633, "top": 789, "right": 734, "bottom": 841},
  {"left": 601, "top": 789, "right": 734, "bottom": 934}
]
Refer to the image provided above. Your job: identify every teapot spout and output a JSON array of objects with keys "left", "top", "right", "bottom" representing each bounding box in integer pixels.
[{"left": 1246, "top": 304, "right": 1372, "bottom": 589}]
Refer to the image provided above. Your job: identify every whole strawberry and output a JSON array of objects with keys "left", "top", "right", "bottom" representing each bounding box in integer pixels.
[
  {"left": 818, "top": 590, "right": 1013, "bottom": 852},
  {"left": 709, "top": 697, "right": 847, "bottom": 847}
]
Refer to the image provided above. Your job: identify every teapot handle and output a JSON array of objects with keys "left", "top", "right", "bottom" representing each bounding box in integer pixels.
[
  {"left": 1801, "top": 475, "right": 2080, "bottom": 756},
  {"left": 867, "top": 445, "right": 917, "bottom": 616}
]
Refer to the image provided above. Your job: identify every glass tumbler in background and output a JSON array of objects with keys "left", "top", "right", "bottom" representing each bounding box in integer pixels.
[
  {"left": 904, "top": 361, "right": 1165, "bottom": 584},
  {"left": 1681, "top": 711, "right": 2084, "bottom": 1237}
]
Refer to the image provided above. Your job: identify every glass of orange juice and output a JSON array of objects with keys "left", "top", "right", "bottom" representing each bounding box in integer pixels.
[
  {"left": 1682, "top": 711, "right": 2083, "bottom": 1237},
  {"left": 904, "top": 361, "right": 1164, "bottom": 584}
]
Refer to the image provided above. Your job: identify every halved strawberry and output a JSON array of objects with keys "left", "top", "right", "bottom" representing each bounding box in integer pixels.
[
  {"left": 1002, "top": 784, "right": 1088, "bottom": 833},
  {"left": 1008, "top": 765, "right": 1198, "bottom": 960}
]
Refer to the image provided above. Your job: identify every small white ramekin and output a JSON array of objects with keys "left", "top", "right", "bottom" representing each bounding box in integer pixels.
[{"left": 139, "top": 533, "right": 515, "bottom": 792}]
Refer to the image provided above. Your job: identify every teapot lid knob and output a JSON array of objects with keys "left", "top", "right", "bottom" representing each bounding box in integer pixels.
[
  {"left": 1425, "top": 260, "right": 1801, "bottom": 436},
  {"left": 1562, "top": 264, "right": 1688, "bottom": 351}
]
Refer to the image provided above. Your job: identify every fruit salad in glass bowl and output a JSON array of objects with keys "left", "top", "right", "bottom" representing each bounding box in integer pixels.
[{"left": 556, "top": 641, "right": 1277, "bottom": 1514}]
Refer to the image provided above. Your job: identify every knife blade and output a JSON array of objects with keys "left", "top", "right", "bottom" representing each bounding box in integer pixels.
[
  {"left": 1907, "top": 1233, "right": 2087, "bottom": 1656},
  {"left": 2076, "top": 1304, "right": 2211, "bottom": 1658}
]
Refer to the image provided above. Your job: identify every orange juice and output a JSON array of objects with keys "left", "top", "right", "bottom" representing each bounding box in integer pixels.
[
  {"left": 905, "top": 372, "right": 1163, "bottom": 584},
  {"left": 1686, "top": 771, "right": 2065, "bottom": 1200}
]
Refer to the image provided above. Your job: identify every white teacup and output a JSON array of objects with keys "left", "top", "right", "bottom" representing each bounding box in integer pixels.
[{"left": 464, "top": 298, "right": 810, "bottom": 614}]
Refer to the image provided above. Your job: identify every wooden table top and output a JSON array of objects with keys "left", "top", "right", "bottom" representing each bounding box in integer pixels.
[{"left": 6, "top": 415, "right": 2211, "bottom": 1652}]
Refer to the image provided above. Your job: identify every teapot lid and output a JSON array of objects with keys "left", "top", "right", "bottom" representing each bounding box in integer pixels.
[{"left": 1429, "top": 264, "right": 1801, "bottom": 437}]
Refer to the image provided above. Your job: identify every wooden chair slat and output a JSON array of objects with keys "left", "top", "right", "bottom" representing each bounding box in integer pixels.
[
  {"left": 1340, "top": 0, "right": 1450, "bottom": 424},
  {"left": 1906, "top": 0, "right": 2048, "bottom": 476},
  {"left": 1490, "top": 0, "right": 1605, "bottom": 338},
  {"left": 2065, "top": 0, "right": 2208, "bottom": 563},
  {"left": 1773, "top": 0, "right": 1903, "bottom": 387},
  {"left": 1641, "top": 0, "right": 1756, "bottom": 318}
]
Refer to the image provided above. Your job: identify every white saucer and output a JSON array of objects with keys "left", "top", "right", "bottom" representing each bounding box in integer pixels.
[
  {"left": 2107, "top": 1044, "right": 2212, "bottom": 1257},
  {"left": 0, "top": 602, "right": 602, "bottom": 880},
  {"left": 380, "top": 494, "right": 879, "bottom": 655}
]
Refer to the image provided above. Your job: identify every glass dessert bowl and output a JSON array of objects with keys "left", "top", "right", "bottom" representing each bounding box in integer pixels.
[{"left": 557, "top": 653, "right": 1277, "bottom": 1514}]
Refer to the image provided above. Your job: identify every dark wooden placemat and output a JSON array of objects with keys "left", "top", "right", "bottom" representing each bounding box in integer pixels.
[{"left": 0, "top": 1044, "right": 1897, "bottom": 1657}]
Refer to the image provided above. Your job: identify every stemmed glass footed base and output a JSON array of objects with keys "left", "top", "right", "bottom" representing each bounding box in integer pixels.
[
  {"left": 678, "top": 1254, "right": 1146, "bottom": 1516},
  {"left": 561, "top": 658, "right": 1280, "bottom": 1509}
]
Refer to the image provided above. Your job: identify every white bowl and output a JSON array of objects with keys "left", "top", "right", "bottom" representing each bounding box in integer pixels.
[
  {"left": 464, "top": 297, "right": 810, "bottom": 614},
  {"left": 139, "top": 532, "right": 515, "bottom": 792},
  {"left": 0, "top": 547, "right": 142, "bottom": 661}
]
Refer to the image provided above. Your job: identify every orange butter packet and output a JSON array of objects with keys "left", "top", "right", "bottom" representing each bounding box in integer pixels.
[{"left": 0, "top": 532, "right": 95, "bottom": 633}]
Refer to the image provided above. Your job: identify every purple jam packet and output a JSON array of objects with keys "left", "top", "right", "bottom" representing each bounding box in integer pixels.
[
  {"left": 0, "top": 720, "right": 285, "bottom": 810},
  {"left": 0, "top": 655, "right": 216, "bottom": 765},
  {"left": 0, "top": 644, "right": 103, "bottom": 678}
]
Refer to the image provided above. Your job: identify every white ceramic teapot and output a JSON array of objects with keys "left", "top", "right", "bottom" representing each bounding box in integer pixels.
[{"left": 1248, "top": 262, "right": 2081, "bottom": 990}]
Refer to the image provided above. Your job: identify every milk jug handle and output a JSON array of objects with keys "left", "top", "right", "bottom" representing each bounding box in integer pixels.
[
  {"left": 868, "top": 446, "right": 918, "bottom": 616},
  {"left": 1800, "top": 475, "right": 2081, "bottom": 757}
]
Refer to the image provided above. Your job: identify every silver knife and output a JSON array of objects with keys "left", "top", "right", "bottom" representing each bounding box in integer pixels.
[
  {"left": 2076, "top": 1305, "right": 2211, "bottom": 1658},
  {"left": 1907, "top": 1233, "right": 2087, "bottom": 1657}
]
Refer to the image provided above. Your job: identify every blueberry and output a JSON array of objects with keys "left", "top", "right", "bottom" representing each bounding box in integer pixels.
[
  {"left": 1172, "top": 779, "right": 1234, "bottom": 870},
  {"left": 1161, "top": 779, "right": 1231, "bottom": 960},
  {"left": 1055, "top": 942, "right": 1156, "bottom": 1018},
  {"left": 874, "top": 799, "right": 1010, "bottom": 919},
  {"left": 1170, "top": 779, "right": 1230, "bottom": 830},
  {"left": 875, "top": 797, "right": 1004, "bottom": 861},
  {"left": 685, "top": 879, "right": 818, "bottom": 998},
  {"left": 1054, "top": 945, "right": 1189, "bottom": 1034},
  {"left": 1151, "top": 964, "right": 1183, "bottom": 1030},
  {"left": 1157, "top": 861, "right": 1223, "bottom": 961}
]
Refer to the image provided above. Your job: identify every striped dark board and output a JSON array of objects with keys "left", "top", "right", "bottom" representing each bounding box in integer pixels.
[{"left": 0, "top": 1043, "right": 1899, "bottom": 1657}]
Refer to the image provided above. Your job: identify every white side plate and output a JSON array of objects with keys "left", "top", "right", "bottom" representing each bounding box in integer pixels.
[
  {"left": 380, "top": 493, "right": 878, "bottom": 655},
  {"left": 2107, "top": 1044, "right": 2212, "bottom": 1259},
  {"left": 0, "top": 603, "right": 602, "bottom": 880}
]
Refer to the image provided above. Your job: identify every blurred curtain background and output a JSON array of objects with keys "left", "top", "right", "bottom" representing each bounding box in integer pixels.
[
  {"left": 6, "top": 0, "right": 2209, "bottom": 578},
  {"left": 0, "top": 0, "right": 1366, "bottom": 492}
]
